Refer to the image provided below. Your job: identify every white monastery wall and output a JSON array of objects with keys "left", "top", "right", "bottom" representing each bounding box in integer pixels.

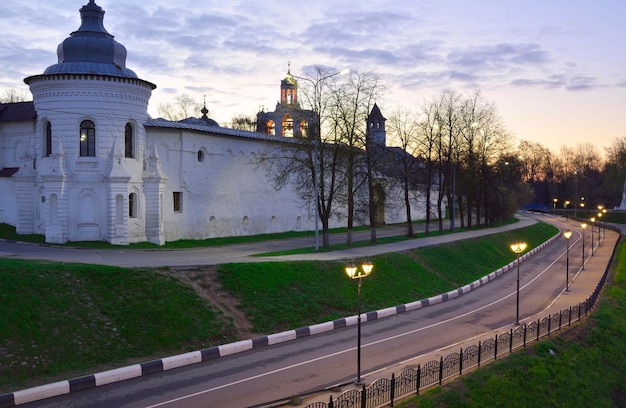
[{"left": 150, "top": 128, "right": 317, "bottom": 241}]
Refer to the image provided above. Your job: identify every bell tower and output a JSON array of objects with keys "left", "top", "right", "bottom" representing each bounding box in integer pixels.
[
  {"left": 257, "top": 63, "right": 313, "bottom": 138},
  {"left": 367, "top": 103, "right": 386, "bottom": 147}
]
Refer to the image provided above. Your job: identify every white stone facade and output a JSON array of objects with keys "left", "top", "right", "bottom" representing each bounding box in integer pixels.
[{"left": 0, "top": 1, "right": 433, "bottom": 245}]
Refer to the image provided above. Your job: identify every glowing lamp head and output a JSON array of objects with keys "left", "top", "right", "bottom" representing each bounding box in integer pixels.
[
  {"left": 345, "top": 262, "right": 357, "bottom": 279},
  {"left": 564, "top": 230, "right": 572, "bottom": 240},
  {"left": 345, "top": 259, "right": 374, "bottom": 279},
  {"left": 510, "top": 242, "right": 527, "bottom": 254}
]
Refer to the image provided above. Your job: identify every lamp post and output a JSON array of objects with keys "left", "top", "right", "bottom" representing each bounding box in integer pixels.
[
  {"left": 602, "top": 208, "right": 607, "bottom": 238},
  {"left": 590, "top": 217, "right": 595, "bottom": 256},
  {"left": 564, "top": 230, "right": 572, "bottom": 291},
  {"left": 510, "top": 242, "right": 527, "bottom": 325},
  {"left": 574, "top": 170, "right": 579, "bottom": 218},
  {"left": 312, "top": 139, "right": 319, "bottom": 251},
  {"left": 597, "top": 212, "right": 602, "bottom": 245},
  {"left": 553, "top": 198, "right": 558, "bottom": 217},
  {"left": 581, "top": 223, "right": 587, "bottom": 270},
  {"left": 345, "top": 259, "right": 374, "bottom": 385}
]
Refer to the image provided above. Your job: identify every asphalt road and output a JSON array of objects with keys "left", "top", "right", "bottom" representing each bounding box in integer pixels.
[{"left": 9, "top": 214, "right": 618, "bottom": 408}]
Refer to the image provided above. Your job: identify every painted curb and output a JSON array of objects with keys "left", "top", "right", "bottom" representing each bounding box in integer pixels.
[{"left": 0, "top": 232, "right": 560, "bottom": 408}]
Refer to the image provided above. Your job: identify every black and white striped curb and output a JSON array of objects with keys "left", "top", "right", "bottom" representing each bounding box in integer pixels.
[{"left": 0, "top": 232, "right": 559, "bottom": 408}]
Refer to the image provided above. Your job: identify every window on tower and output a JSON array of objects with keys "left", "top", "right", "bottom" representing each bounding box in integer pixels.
[
  {"left": 266, "top": 120, "right": 275, "bottom": 136},
  {"left": 125, "top": 123, "right": 134, "bottom": 158},
  {"left": 79, "top": 120, "right": 96, "bottom": 157},
  {"left": 45, "top": 121, "right": 52, "bottom": 157},
  {"left": 282, "top": 114, "right": 293, "bottom": 137},
  {"left": 300, "top": 120, "right": 309, "bottom": 138}
]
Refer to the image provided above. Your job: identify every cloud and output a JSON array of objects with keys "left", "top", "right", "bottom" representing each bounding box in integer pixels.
[
  {"left": 510, "top": 74, "right": 599, "bottom": 91},
  {"left": 447, "top": 43, "right": 551, "bottom": 72},
  {"left": 565, "top": 75, "right": 598, "bottom": 91}
]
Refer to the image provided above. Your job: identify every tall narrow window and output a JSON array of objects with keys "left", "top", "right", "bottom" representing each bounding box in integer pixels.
[
  {"left": 173, "top": 192, "right": 182, "bottom": 212},
  {"left": 129, "top": 193, "right": 137, "bottom": 218},
  {"left": 124, "top": 123, "right": 134, "bottom": 158},
  {"left": 45, "top": 122, "right": 52, "bottom": 157},
  {"left": 300, "top": 120, "right": 308, "bottom": 138},
  {"left": 79, "top": 120, "right": 96, "bottom": 157}
]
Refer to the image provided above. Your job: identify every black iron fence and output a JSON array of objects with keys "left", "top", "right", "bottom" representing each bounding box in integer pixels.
[{"left": 305, "top": 229, "right": 620, "bottom": 408}]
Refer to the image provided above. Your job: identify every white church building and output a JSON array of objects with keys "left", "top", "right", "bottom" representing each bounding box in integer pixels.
[{"left": 0, "top": 0, "right": 430, "bottom": 245}]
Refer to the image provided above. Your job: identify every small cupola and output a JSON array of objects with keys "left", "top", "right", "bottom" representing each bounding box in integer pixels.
[{"left": 280, "top": 63, "right": 298, "bottom": 105}]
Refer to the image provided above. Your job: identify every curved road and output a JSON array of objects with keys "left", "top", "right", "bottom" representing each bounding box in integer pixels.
[{"left": 6, "top": 214, "right": 618, "bottom": 407}]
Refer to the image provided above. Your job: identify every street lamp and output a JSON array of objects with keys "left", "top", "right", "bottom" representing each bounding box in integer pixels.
[
  {"left": 597, "top": 212, "right": 603, "bottom": 245},
  {"left": 510, "top": 242, "right": 527, "bottom": 325},
  {"left": 564, "top": 230, "right": 572, "bottom": 291},
  {"left": 574, "top": 169, "right": 579, "bottom": 218},
  {"left": 602, "top": 208, "right": 607, "bottom": 238},
  {"left": 581, "top": 223, "right": 587, "bottom": 270},
  {"left": 345, "top": 259, "right": 374, "bottom": 385},
  {"left": 312, "top": 139, "right": 320, "bottom": 251},
  {"left": 553, "top": 198, "right": 558, "bottom": 217},
  {"left": 590, "top": 217, "right": 595, "bottom": 256}
]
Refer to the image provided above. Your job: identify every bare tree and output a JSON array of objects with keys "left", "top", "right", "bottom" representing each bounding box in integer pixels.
[
  {"left": 157, "top": 93, "right": 202, "bottom": 121},
  {"left": 604, "top": 136, "right": 626, "bottom": 206},
  {"left": 331, "top": 70, "right": 382, "bottom": 244},
  {"left": 388, "top": 108, "right": 421, "bottom": 237},
  {"left": 0, "top": 88, "right": 30, "bottom": 103},
  {"left": 436, "top": 89, "right": 462, "bottom": 232},
  {"left": 229, "top": 114, "right": 257, "bottom": 131},
  {"left": 262, "top": 66, "right": 348, "bottom": 249}
]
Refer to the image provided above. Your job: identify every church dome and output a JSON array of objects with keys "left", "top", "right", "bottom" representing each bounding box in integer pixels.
[
  {"left": 281, "top": 70, "right": 297, "bottom": 87},
  {"left": 42, "top": 0, "right": 138, "bottom": 78}
]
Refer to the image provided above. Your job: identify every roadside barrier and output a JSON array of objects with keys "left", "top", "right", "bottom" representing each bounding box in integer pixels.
[{"left": 304, "top": 229, "right": 620, "bottom": 408}]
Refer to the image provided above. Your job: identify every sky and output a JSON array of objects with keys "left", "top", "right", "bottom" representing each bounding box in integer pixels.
[{"left": 1, "top": 0, "right": 624, "bottom": 154}]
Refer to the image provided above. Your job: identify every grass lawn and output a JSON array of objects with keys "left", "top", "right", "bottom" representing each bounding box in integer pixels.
[
  {"left": 0, "top": 221, "right": 558, "bottom": 394},
  {"left": 0, "top": 261, "right": 235, "bottom": 392},
  {"left": 217, "top": 222, "right": 558, "bottom": 333},
  {"left": 397, "top": 241, "right": 626, "bottom": 407}
]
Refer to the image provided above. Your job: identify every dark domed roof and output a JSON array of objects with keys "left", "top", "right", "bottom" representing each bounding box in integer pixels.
[{"left": 42, "top": 1, "right": 138, "bottom": 78}]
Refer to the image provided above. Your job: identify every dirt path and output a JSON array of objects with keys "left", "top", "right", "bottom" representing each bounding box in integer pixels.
[{"left": 168, "top": 266, "right": 259, "bottom": 340}]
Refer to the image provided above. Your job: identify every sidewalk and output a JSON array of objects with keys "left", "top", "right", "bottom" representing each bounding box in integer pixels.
[
  {"left": 0, "top": 217, "right": 537, "bottom": 267},
  {"left": 293, "top": 225, "right": 620, "bottom": 408}
]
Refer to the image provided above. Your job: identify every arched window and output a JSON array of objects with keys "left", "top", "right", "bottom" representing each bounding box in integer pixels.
[
  {"left": 282, "top": 114, "right": 293, "bottom": 137},
  {"left": 300, "top": 120, "right": 309, "bottom": 138},
  {"left": 266, "top": 120, "right": 275, "bottom": 136},
  {"left": 45, "top": 121, "right": 52, "bottom": 157},
  {"left": 79, "top": 120, "right": 96, "bottom": 157},
  {"left": 124, "top": 123, "right": 134, "bottom": 158}
]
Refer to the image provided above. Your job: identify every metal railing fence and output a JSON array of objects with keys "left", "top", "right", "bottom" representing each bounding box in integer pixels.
[{"left": 306, "top": 228, "right": 620, "bottom": 408}]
